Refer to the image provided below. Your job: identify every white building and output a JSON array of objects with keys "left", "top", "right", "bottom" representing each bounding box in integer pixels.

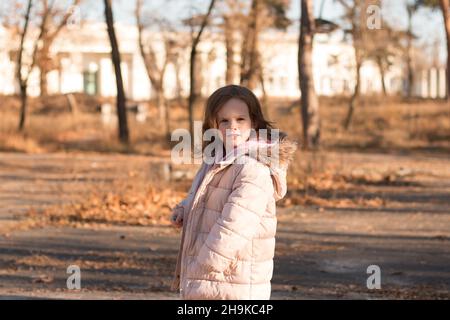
[{"left": 0, "top": 22, "right": 444, "bottom": 100}]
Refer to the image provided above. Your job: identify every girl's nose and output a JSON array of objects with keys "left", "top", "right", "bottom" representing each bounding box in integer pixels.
[{"left": 230, "top": 120, "right": 238, "bottom": 130}]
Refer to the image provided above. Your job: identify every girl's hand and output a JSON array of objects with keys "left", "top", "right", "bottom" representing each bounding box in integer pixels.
[{"left": 170, "top": 206, "right": 184, "bottom": 228}]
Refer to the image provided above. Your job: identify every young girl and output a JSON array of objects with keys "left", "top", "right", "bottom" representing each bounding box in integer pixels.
[{"left": 170, "top": 84, "right": 297, "bottom": 300}]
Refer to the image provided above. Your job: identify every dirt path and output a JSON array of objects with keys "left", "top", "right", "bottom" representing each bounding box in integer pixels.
[{"left": 0, "top": 151, "right": 449, "bottom": 299}]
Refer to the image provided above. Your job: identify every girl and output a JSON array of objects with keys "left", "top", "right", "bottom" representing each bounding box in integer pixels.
[{"left": 170, "top": 84, "right": 297, "bottom": 300}]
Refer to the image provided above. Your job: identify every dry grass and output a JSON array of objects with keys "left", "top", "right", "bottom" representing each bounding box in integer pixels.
[
  {"left": 0, "top": 131, "right": 45, "bottom": 153},
  {"left": 276, "top": 96, "right": 450, "bottom": 152},
  {"left": 1, "top": 94, "right": 449, "bottom": 155},
  {"left": 0, "top": 94, "right": 189, "bottom": 156}
]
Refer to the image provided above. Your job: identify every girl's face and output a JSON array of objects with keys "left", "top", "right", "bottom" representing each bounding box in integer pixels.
[{"left": 216, "top": 98, "right": 253, "bottom": 148}]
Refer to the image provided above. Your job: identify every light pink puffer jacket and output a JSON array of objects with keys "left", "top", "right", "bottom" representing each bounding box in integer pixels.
[{"left": 171, "top": 135, "right": 297, "bottom": 300}]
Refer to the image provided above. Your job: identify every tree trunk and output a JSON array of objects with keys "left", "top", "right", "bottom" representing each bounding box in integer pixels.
[
  {"left": 18, "top": 85, "right": 28, "bottom": 131},
  {"left": 36, "top": 0, "right": 81, "bottom": 97},
  {"left": 163, "top": 94, "right": 171, "bottom": 140},
  {"left": 344, "top": 58, "right": 361, "bottom": 130},
  {"left": 16, "top": 0, "right": 33, "bottom": 132},
  {"left": 344, "top": 3, "right": 363, "bottom": 130},
  {"left": 258, "top": 65, "right": 269, "bottom": 118},
  {"left": 440, "top": 0, "right": 450, "bottom": 101},
  {"left": 37, "top": 0, "right": 50, "bottom": 97},
  {"left": 189, "top": 47, "right": 199, "bottom": 150},
  {"left": 38, "top": 44, "right": 50, "bottom": 96},
  {"left": 156, "top": 87, "right": 170, "bottom": 137},
  {"left": 376, "top": 56, "right": 387, "bottom": 96},
  {"left": 407, "top": 62, "right": 414, "bottom": 98},
  {"left": 406, "top": 5, "right": 414, "bottom": 99},
  {"left": 104, "top": 0, "right": 129, "bottom": 144},
  {"left": 40, "top": 67, "right": 48, "bottom": 96},
  {"left": 224, "top": 16, "right": 235, "bottom": 84},
  {"left": 174, "top": 61, "right": 183, "bottom": 104},
  {"left": 298, "top": 0, "right": 320, "bottom": 149},
  {"left": 240, "top": 0, "right": 260, "bottom": 90},
  {"left": 135, "top": 0, "right": 168, "bottom": 134}
]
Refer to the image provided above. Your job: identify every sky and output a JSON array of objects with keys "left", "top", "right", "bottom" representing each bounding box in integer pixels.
[
  {"left": 97, "top": 0, "right": 446, "bottom": 64},
  {"left": 1, "top": 0, "right": 446, "bottom": 64}
]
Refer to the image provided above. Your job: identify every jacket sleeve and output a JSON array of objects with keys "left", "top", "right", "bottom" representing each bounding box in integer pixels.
[
  {"left": 196, "top": 161, "right": 274, "bottom": 273},
  {"left": 173, "top": 184, "right": 193, "bottom": 218},
  {"left": 174, "top": 162, "right": 207, "bottom": 216}
]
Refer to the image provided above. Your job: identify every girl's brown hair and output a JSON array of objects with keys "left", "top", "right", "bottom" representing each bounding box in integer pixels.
[{"left": 202, "top": 85, "right": 275, "bottom": 151}]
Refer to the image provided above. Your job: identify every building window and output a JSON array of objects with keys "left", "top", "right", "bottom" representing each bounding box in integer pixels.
[{"left": 83, "top": 70, "right": 98, "bottom": 95}]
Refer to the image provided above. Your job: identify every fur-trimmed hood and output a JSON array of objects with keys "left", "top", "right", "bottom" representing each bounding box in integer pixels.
[{"left": 215, "top": 132, "right": 298, "bottom": 201}]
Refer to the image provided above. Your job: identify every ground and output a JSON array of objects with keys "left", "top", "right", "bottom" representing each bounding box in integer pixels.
[{"left": 1, "top": 149, "right": 449, "bottom": 299}]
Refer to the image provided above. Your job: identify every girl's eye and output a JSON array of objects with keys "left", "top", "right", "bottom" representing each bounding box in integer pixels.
[
  {"left": 237, "top": 118, "right": 244, "bottom": 121},
  {"left": 220, "top": 119, "right": 228, "bottom": 123}
]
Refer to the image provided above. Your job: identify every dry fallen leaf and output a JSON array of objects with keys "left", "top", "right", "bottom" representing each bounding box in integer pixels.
[{"left": 32, "top": 275, "right": 54, "bottom": 284}]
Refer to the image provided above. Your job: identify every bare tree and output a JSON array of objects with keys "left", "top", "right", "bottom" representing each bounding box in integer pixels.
[
  {"left": 336, "top": 0, "right": 375, "bottom": 129},
  {"left": 223, "top": 15, "right": 236, "bottom": 84},
  {"left": 15, "top": 0, "right": 38, "bottom": 131},
  {"left": 135, "top": 0, "right": 177, "bottom": 138},
  {"left": 104, "top": 0, "right": 129, "bottom": 144},
  {"left": 171, "top": 41, "right": 189, "bottom": 104},
  {"left": 240, "top": 0, "right": 291, "bottom": 91},
  {"left": 187, "top": 0, "right": 216, "bottom": 142},
  {"left": 240, "top": 0, "right": 261, "bottom": 89},
  {"left": 36, "top": 0, "right": 81, "bottom": 96},
  {"left": 298, "top": 0, "right": 320, "bottom": 149},
  {"left": 405, "top": 2, "right": 419, "bottom": 98},
  {"left": 219, "top": 0, "right": 246, "bottom": 84},
  {"left": 366, "top": 23, "right": 404, "bottom": 96}
]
